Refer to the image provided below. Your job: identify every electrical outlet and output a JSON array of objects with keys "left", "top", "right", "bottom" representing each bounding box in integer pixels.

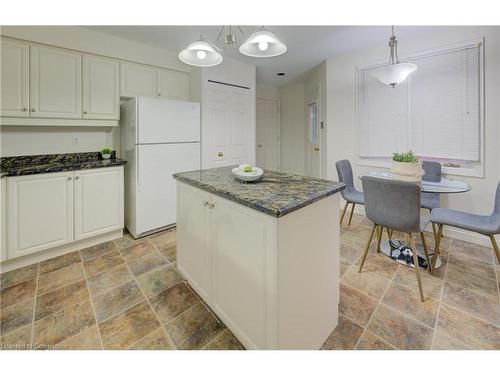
[{"left": 72, "top": 136, "right": 79, "bottom": 146}]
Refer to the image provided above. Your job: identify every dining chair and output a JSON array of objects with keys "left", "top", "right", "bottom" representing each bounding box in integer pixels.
[
  {"left": 430, "top": 181, "right": 500, "bottom": 269},
  {"left": 359, "top": 176, "right": 431, "bottom": 302},
  {"left": 421, "top": 161, "right": 442, "bottom": 238},
  {"left": 335, "top": 160, "right": 365, "bottom": 226}
]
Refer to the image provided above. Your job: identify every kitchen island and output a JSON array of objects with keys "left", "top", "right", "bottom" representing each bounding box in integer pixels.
[{"left": 173, "top": 166, "right": 345, "bottom": 349}]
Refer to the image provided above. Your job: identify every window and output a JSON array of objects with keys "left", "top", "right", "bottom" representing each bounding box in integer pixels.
[
  {"left": 308, "top": 101, "right": 319, "bottom": 145},
  {"left": 356, "top": 39, "right": 484, "bottom": 176}
]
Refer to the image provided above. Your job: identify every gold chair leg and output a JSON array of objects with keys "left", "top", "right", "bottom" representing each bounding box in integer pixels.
[
  {"left": 409, "top": 233, "right": 425, "bottom": 302},
  {"left": 340, "top": 201, "right": 349, "bottom": 226},
  {"left": 376, "top": 226, "right": 383, "bottom": 253},
  {"left": 358, "top": 224, "right": 377, "bottom": 273},
  {"left": 419, "top": 232, "right": 432, "bottom": 274},
  {"left": 348, "top": 203, "right": 356, "bottom": 226},
  {"left": 387, "top": 228, "right": 393, "bottom": 240},
  {"left": 489, "top": 234, "right": 500, "bottom": 264},
  {"left": 431, "top": 224, "right": 443, "bottom": 271}
]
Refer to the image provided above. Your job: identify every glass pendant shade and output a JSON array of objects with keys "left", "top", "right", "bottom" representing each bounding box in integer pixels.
[
  {"left": 239, "top": 30, "right": 287, "bottom": 57},
  {"left": 178, "top": 40, "right": 223, "bottom": 67},
  {"left": 370, "top": 62, "right": 417, "bottom": 87}
]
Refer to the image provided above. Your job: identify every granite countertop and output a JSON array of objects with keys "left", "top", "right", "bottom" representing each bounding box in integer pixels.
[
  {"left": 0, "top": 152, "right": 127, "bottom": 178},
  {"left": 173, "top": 166, "right": 345, "bottom": 218}
]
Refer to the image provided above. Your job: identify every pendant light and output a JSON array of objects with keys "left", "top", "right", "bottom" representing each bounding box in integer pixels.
[
  {"left": 178, "top": 37, "right": 223, "bottom": 67},
  {"left": 239, "top": 28, "right": 287, "bottom": 58},
  {"left": 371, "top": 26, "right": 417, "bottom": 88}
]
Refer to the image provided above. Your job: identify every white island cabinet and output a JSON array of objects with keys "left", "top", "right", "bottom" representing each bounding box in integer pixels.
[{"left": 175, "top": 167, "right": 344, "bottom": 349}]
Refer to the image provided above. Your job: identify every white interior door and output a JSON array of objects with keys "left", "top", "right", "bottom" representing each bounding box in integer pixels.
[
  {"left": 306, "top": 99, "right": 320, "bottom": 178},
  {"left": 203, "top": 82, "right": 252, "bottom": 168},
  {"left": 136, "top": 143, "right": 200, "bottom": 234},
  {"left": 256, "top": 98, "right": 280, "bottom": 170}
]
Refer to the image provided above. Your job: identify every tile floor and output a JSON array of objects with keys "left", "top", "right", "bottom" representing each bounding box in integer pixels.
[{"left": 1, "top": 213, "right": 499, "bottom": 350}]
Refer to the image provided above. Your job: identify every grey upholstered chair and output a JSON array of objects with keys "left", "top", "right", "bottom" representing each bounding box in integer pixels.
[
  {"left": 335, "top": 160, "right": 365, "bottom": 226},
  {"left": 421, "top": 161, "right": 442, "bottom": 237},
  {"left": 359, "top": 176, "right": 431, "bottom": 302},
  {"left": 431, "top": 181, "right": 500, "bottom": 269}
]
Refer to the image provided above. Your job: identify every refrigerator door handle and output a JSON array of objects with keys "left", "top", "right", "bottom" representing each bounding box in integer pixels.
[{"left": 136, "top": 145, "right": 142, "bottom": 192}]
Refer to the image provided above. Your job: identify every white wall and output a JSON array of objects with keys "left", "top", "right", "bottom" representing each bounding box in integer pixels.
[
  {"left": 279, "top": 83, "right": 306, "bottom": 174},
  {"left": 0, "top": 26, "right": 190, "bottom": 157},
  {"left": 326, "top": 26, "right": 500, "bottom": 245},
  {"left": 256, "top": 83, "right": 280, "bottom": 100}
]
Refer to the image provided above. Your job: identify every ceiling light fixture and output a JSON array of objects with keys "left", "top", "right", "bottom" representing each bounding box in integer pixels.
[
  {"left": 178, "top": 37, "right": 223, "bottom": 67},
  {"left": 370, "top": 26, "right": 417, "bottom": 88},
  {"left": 239, "top": 28, "right": 287, "bottom": 58}
]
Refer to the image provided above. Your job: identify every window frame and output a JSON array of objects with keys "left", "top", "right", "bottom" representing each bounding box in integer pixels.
[{"left": 355, "top": 38, "right": 485, "bottom": 178}]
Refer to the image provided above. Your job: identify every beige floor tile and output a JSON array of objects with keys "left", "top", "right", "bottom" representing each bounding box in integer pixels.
[
  {"left": 355, "top": 253, "right": 399, "bottom": 280},
  {"left": 0, "top": 279, "right": 36, "bottom": 309},
  {"left": 137, "top": 264, "right": 183, "bottom": 298},
  {"left": 0, "top": 298, "right": 34, "bottom": 336},
  {"left": 39, "top": 252, "right": 81, "bottom": 275},
  {"left": 321, "top": 315, "right": 363, "bottom": 350},
  {"left": 120, "top": 240, "right": 155, "bottom": 262},
  {"left": 128, "top": 251, "right": 168, "bottom": 277},
  {"left": 129, "top": 327, "right": 175, "bottom": 350},
  {"left": 451, "top": 239, "right": 494, "bottom": 263},
  {"left": 355, "top": 329, "right": 395, "bottom": 350},
  {"left": 149, "top": 282, "right": 199, "bottom": 323},
  {"left": 149, "top": 229, "right": 176, "bottom": 250},
  {"left": 382, "top": 283, "right": 440, "bottom": 328},
  {"left": 114, "top": 234, "right": 143, "bottom": 251},
  {"left": 342, "top": 230, "right": 375, "bottom": 251},
  {"left": 165, "top": 303, "right": 224, "bottom": 349},
  {"left": 393, "top": 266, "right": 444, "bottom": 300},
  {"left": 367, "top": 304, "right": 434, "bottom": 349},
  {"left": 92, "top": 280, "right": 145, "bottom": 323},
  {"left": 341, "top": 268, "right": 389, "bottom": 300},
  {"left": 436, "top": 303, "right": 500, "bottom": 350},
  {"left": 448, "top": 252, "right": 496, "bottom": 280},
  {"left": 339, "top": 260, "right": 351, "bottom": 278},
  {"left": 37, "top": 263, "right": 85, "bottom": 295},
  {"left": 87, "top": 263, "right": 134, "bottom": 296},
  {"left": 432, "top": 331, "right": 471, "bottom": 350},
  {"left": 339, "top": 284, "right": 378, "bottom": 327},
  {"left": 445, "top": 264, "right": 498, "bottom": 299},
  {"left": 441, "top": 282, "right": 500, "bottom": 326},
  {"left": 80, "top": 241, "right": 118, "bottom": 262},
  {"left": 0, "top": 264, "right": 38, "bottom": 291},
  {"left": 33, "top": 300, "right": 95, "bottom": 347},
  {"left": 83, "top": 251, "right": 125, "bottom": 278},
  {"left": 203, "top": 329, "right": 245, "bottom": 350},
  {"left": 35, "top": 280, "right": 90, "bottom": 321},
  {"left": 98, "top": 301, "right": 160, "bottom": 349},
  {"left": 59, "top": 325, "right": 102, "bottom": 350},
  {"left": 159, "top": 244, "right": 176, "bottom": 263},
  {"left": 340, "top": 243, "right": 363, "bottom": 264},
  {"left": 0, "top": 324, "right": 32, "bottom": 349}
]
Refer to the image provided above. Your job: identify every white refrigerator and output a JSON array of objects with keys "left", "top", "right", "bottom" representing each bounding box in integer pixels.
[{"left": 121, "top": 97, "right": 200, "bottom": 238}]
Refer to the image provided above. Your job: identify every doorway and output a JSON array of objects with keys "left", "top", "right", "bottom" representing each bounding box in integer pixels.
[{"left": 256, "top": 98, "right": 280, "bottom": 170}]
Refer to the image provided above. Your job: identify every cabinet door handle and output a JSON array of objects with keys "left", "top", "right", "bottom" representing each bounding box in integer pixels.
[
  {"left": 31, "top": 108, "right": 36, "bottom": 112},
  {"left": 67, "top": 177, "right": 72, "bottom": 181},
  {"left": 203, "top": 201, "right": 209, "bottom": 207},
  {"left": 83, "top": 111, "right": 88, "bottom": 115},
  {"left": 157, "top": 93, "right": 162, "bottom": 96},
  {"left": 22, "top": 107, "right": 28, "bottom": 112},
  {"left": 75, "top": 176, "right": 80, "bottom": 180},
  {"left": 208, "top": 203, "right": 215, "bottom": 209}
]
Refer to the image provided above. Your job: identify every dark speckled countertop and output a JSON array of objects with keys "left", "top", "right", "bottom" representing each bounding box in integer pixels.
[
  {"left": 0, "top": 152, "right": 127, "bottom": 177},
  {"left": 173, "top": 166, "right": 345, "bottom": 218}
]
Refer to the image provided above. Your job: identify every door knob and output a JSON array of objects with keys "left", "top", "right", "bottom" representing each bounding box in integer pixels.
[{"left": 314, "top": 147, "right": 320, "bottom": 151}]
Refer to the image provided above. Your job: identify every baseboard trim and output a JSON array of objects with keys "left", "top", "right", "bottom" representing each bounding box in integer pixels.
[
  {"left": 0, "top": 229, "right": 123, "bottom": 274},
  {"left": 345, "top": 203, "right": 498, "bottom": 248}
]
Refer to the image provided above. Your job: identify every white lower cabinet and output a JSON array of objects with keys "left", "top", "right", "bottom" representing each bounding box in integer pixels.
[
  {"left": 4, "top": 167, "right": 124, "bottom": 260},
  {"left": 74, "top": 167, "right": 123, "bottom": 240},
  {"left": 176, "top": 181, "right": 340, "bottom": 349},
  {"left": 7, "top": 172, "right": 74, "bottom": 259}
]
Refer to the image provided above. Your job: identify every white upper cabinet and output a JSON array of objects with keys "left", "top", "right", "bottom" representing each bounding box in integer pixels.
[
  {"left": 1, "top": 39, "right": 29, "bottom": 117},
  {"left": 30, "top": 46, "right": 82, "bottom": 118},
  {"left": 120, "top": 63, "right": 157, "bottom": 98},
  {"left": 83, "top": 56, "right": 120, "bottom": 120},
  {"left": 157, "top": 69, "right": 190, "bottom": 101}
]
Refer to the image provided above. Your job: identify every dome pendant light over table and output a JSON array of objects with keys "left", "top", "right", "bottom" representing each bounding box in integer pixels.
[
  {"left": 178, "top": 39, "right": 223, "bottom": 67},
  {"left": 239, "top": 29, "right": 287, "bottom": 58},
  {"left": 370, "top": 26, "right": 417, "bottom": 88}
]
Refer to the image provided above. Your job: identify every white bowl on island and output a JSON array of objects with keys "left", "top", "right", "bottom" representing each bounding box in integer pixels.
[{"left": 232, "top": 164, "right": 263, "bottom": 182}]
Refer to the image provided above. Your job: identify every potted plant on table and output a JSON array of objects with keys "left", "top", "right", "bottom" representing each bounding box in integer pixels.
[
  {"left": 101, "top": 148, "right": 112, "bottom": 160},
  {"left": 391, "top": 150, "right": 424, "bottom": 182}
]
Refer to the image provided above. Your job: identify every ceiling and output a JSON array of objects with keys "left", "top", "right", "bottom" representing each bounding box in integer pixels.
[{"left": 85, "top": 26, "right": 419, "bottom": 86}]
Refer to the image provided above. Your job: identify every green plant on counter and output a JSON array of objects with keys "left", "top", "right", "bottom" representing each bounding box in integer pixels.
[
  {"left": 392, "top": 150, "right": 419, "bottom": 163},
  {"left": 101, "top": 148, "right": 112, "bottom": 155}
]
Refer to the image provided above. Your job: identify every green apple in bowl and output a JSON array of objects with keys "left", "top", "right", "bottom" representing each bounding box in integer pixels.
[{"left": 239, "top": 164, "right": 253, "bottom": 173}]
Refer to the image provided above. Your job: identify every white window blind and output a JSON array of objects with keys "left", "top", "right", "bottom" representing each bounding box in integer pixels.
[{"left": 357, "top": 43, "right": 481, "bottom": 162}]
